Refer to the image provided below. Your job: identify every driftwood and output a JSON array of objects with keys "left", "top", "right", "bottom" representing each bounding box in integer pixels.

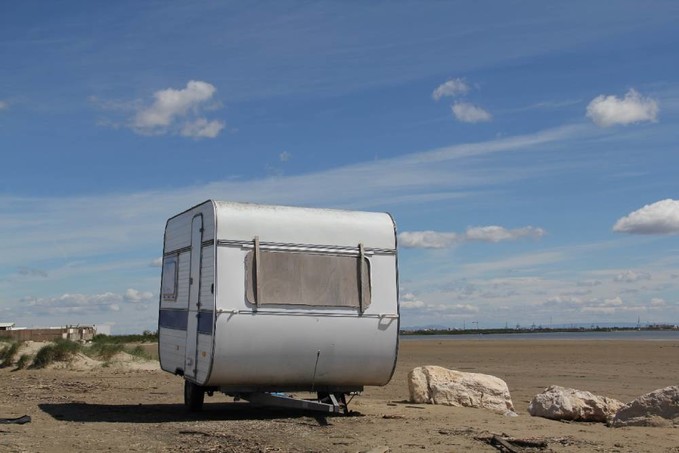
[
  {"left": 0, "top": 415, "right": 31, "bottom": 425},
  {"left": 476, "top": 434, "right": 549, "bottom": 452}
]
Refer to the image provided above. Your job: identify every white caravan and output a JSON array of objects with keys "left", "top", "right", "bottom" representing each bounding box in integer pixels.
[{"left": 158, "top": 200, "right": 399, "bottom": 412}]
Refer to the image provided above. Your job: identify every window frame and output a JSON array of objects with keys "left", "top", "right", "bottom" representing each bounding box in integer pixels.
[
  {"left": 161, "top": 254, "right": 179, "bottom": 302},
  {"left": 244, "top": 249, "right": 372, "bottom": 310}
]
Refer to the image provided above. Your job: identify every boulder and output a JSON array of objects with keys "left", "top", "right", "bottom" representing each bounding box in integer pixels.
[
  {"left": 610, "top": 385, "right": 679, "bottom": 427},
  {"left": 408, "top": 365, "right": 515, "bottom": 415},
  {"left": 528, "top": 385, "right": 624, "bottom": 423}
]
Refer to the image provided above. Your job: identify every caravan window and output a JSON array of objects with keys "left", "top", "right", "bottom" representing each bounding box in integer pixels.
[
  {"left": 161, "top": 255, "right": 178, "bottom": 301},
  {"left": 245, "top": 251, "right": 371, "bottom": 308}
]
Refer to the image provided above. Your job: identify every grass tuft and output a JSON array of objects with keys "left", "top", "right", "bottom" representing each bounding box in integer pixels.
[
  {"left": 0, "top": 341, "right": 21, "bottom": 368},
  {"left": 92, "top": 331, "right": 158, "bottom": 344},
  {"left": 14, "top": 354, "right": 31, "bottom": 370},
  {"left": 126, "top": 345, "right": 151, "bottom": 360},
  {"left": 31, "top": 339, "right": 81, "bottom": 369},
  {"left": 84, "top": 343, "right": 124, "bottom": 361}
]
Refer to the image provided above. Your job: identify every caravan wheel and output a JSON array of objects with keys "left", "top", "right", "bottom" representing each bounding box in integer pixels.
[{"left": 184, "top": 380, "right": 205, "bottom": 412}]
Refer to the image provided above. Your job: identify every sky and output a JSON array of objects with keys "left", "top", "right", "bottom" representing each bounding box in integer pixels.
[{"left": 1, "top": 1, "right": 678, "bottom": 333}]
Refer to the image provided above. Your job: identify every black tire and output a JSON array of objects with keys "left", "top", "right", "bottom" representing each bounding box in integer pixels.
[{"left": 184, "top": 380, "right": 205, "bottom": 412}]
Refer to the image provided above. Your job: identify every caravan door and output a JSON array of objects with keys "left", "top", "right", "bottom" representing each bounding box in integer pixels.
[{"left": 184, "top": 214, "right": 203, "bottom": 379}]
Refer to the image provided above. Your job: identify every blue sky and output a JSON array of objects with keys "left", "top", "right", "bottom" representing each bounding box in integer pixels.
[{"left": 1, "top": 1, "right": 678, "bottom": 333}]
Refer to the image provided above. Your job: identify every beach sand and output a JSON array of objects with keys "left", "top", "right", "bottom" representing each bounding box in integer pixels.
[{"left": 1, "top": 338, "right": 677, "bottom": 452}]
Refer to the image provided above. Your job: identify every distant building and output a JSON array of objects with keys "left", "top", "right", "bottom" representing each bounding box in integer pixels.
[{"left": 0, "top": 324, "right": 96, "bottom": 342}]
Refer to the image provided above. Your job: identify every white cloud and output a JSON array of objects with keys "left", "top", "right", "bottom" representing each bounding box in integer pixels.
[
  {"left": 398, "top": 290, "right": 481, "bottom": 315},
  {"left": 131, "top": 80, "right": 224, "bottom": 138},
  {"left": 461, "top": 251, "right": 563, "bottom": 275},
  {"left": 401, "top": 254, "right": 679, "bottom": 328},
  {"left": 465, "top": 226, "right": 546, "bottom": 243},
  {"left": 586, "top": 89, "right": 659, "bottom": 127},
  {"left": 7, "top": 288, "right": 154, "bottom": 324},
  {"left": 23, "top": 292, "right": 124, "bottom": 315},
  {"left": 514, "top": 99, "right": 582, "bottom": 112},
  {"left": 614, "top": 270, "right": 651, "bottom": 283},
  {"left": 452, "top": 102, "right": 492, "bottom": 123},
  {"left": 429, "top": 303, "right": 479, "bottom": 314},
  {"left": 400, "top": 293, "right": 426, "bottom": 309},
  {"left": 581, "top": 306, "right": 616, "bottom": 315},
  {"left": 0, "top": 125, "right": 588, "bottom": 270},
  {"left": 17, "top": 266, "right": 48, "bottom": 278},
  {"left": 399, "top": 225, "right": 545, "bottom": 248},
  {"left": 399, "top": 231, "right": 459, "bottom": 249},
  {"left": 650, "top": 298, "right": 666, "bottom": 307},
  {"left": 602, "top": 296, "right": 623, "bottom": 307},
  {"left": 135, "top": 80, "right": 215, "bottom": 128},
  {"left": 180, "top": 118, "right": 225, "bottom": 139},
  {"left": 279, "top": 151, "right": 291, "bottom": 162},
  {"left": 577, "top": 279, "right": 602, "bottom": 287},
  {"left": 432, "top": 78, "right": 469, "bottom": 100},
  {"left": 544, "top": 295, "right": 584, "bottom": 309},
  {"left": 124, "top": 288, "right": 154, "bottom": 303},
  {"left": 613, "top": 199, "right": 679, "bottom": 235},
  {"left": 22, "top": 288, "right": 155, "bottom": 313},
  {"left": 150, "top": 257, "right": 163, "bottom": 268},
  {"left": 4, "top": 287, "right": 158, "bottom": 332},
  {"left": 0, "top": 100, "right": 8, "bottom": 110}
]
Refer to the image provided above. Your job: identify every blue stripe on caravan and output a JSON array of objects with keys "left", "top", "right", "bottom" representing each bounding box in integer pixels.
[
  {"left": 197, "top": 311, "right": 214, "bottom": 335},
  {"left": 159, "top": 309, "right": 188, "bottom": 331}
]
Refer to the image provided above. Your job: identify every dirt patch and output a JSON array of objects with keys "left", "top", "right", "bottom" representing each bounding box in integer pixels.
[{"left": 1, "top": 339, "right": 678, "bottom": 452}]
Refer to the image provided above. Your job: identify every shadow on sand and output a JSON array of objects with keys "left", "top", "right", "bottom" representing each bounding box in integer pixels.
[{"left": 38, "top": 401, "right": 347, "bottom": 424}]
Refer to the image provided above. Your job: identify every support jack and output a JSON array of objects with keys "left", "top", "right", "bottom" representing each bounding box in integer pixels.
[{"left": 238, "top": 392, "right": 345, "bottom": 414}]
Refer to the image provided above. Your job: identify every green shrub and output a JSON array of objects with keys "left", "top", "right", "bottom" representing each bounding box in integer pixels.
[
  {"left": 92, "top": 331, "right": 158, "bottom": 344},
  {"left": 31, "top": 339, "right": 80, "bottom": 369},
  {"left": 85, "top": 343, "right": 124, "bottom": 361},
  {"left": 0, "top": 341, "right": 20, "bottom": 368},
  {"left": 126, "top": 345, "right": 151, "bottom": 360},
  {"left": 14, "top": 354, "right": 31, "bottom": 370},
  {"left": 31, "top": 345, "right": 57, "bottom": 369}
]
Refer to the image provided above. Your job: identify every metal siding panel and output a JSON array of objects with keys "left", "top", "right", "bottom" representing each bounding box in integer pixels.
[
  {"left": 165, "top": 217, "right": 191, "bottom": 252},
  {"left": 195, "top": 334, "right": 213, "bottom": 383},
  {"left": 197, "top": 311, "right": 214, "bottom": 335},
  {"left": 208, "top": 246, "right": 398, "bottom": 388},
  {"left": 214, "top": 247, "right": 246, "bottom": 313},
  {"left": 175, "top": 251, "right": 190, "bottom": 309},
  {"left": 158, "top": 309, "right": 188, "bottom": 330},
  {"left": 200, "top": 246, "right": 214, "bottom": 308},
  {"left": 208, "top": 313, "right": 398, "bottom": 387},
  {"left": 164, "top": 201, "right": 215, "bottom": 252},
  {"left": 160, "top": 201, "right": 217, "bottom": 379},
  {"left": 159, "top": 327, "right": 186, "bottom": 372},
  {"left": 363, "top": 255, "right": 398, "bottom": 315},
  {"left": 214, "top": 201, "right": 396, "bottom": 250}
]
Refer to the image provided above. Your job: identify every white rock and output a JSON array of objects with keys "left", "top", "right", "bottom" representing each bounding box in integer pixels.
[
  {"left": 528, "top": 385, "right": 624, "bottom": 423},
  {"left": 610, "top": 385, "right": 679, "bottom": 427},
  {"left": 408, "top": 365, "right": 515, "bottom": 415}
]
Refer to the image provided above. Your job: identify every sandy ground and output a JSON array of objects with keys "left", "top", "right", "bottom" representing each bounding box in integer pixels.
[{"left": 1, "top": 338, "right": 678, "bottom": 452}]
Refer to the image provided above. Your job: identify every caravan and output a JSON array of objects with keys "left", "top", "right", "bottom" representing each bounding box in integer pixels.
[{"left": 158, "top": 200, "right": 399, "bottom": 412}]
